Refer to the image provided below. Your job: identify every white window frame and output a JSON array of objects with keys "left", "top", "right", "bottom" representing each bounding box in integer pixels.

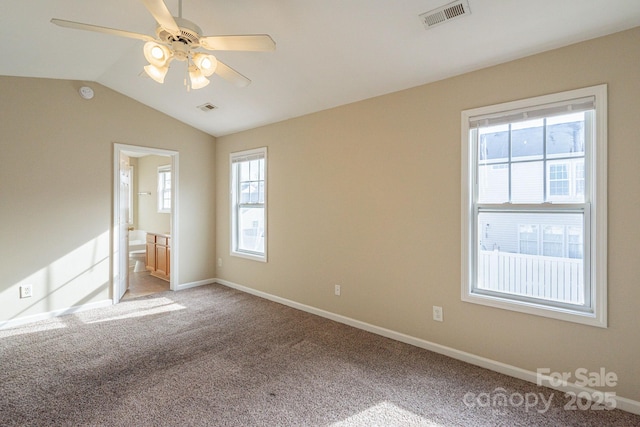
[
  {"left": 230, "top": 147, "right": 267, "bottom": 262},
  {"left": 461, "top": 85, "right": 607, "bottom": 327},
  {"left": 157, "top": 165, "right": 171, "bottom": 213}
]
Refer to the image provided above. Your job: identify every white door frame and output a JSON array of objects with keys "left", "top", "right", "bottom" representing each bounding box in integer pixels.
[{"left": 112, "top": 143, "right": 180, "bottom": 304}]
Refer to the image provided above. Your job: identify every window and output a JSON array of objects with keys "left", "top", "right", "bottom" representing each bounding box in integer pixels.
[
  {"left": 157, "top": 165, "right": 171, "bottom": 213},
  {"left": 549, "top": 164, "right": 569, "bottom": 196},
  {"left": 230, "top": 148, "right": 267, "bottom": 261},
  {"left": 462, "top": 85, "right": 607, "bottom": 327},
  {"left": 542, "top": 225, "right": 564, "bottom": 257},
  {"left": 518, "top": 225, "right": 538, "bottom": 255}
]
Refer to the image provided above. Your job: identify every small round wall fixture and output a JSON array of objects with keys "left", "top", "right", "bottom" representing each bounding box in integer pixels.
[{"left": 79, "top": 86, "right": 94, "bottom": 100}]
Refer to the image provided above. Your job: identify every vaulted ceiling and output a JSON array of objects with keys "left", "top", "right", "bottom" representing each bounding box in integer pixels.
[{"left": 1, "top": 0, "right": 639, "bottom": 136}]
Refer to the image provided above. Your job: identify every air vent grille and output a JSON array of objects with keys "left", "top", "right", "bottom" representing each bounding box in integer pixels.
[
  {"left": 419, "top": 0, "right": 471, "bottom": 29},
  {"left": 197, "top": 103, "right": 217, "bottom": 112}
]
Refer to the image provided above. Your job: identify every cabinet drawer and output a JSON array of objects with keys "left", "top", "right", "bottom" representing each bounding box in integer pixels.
[
  {"left": 156, "top": 236, "right": 168, "bottom": 246},
  {"left": 146, "top": 234, "right": 156, "bottom": 243}
]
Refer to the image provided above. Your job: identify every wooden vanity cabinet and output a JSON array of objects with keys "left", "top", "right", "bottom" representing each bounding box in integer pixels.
[{"left": 146, "top": 232, "right": 170, "bottom": 281}]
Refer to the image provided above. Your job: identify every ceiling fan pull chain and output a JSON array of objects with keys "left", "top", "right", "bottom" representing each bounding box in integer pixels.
[{"left": 184, "top": 60, "right": 190, "bottom": 91}]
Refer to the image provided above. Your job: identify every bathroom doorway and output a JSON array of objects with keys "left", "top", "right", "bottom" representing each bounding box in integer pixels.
[{"left": 113, "top": 144, "right": 179, "bottom": 304}]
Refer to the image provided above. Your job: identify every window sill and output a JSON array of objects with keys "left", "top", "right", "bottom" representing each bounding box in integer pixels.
[
  {"left": 231, "top": 250, "right": 267, "bottom": 263},
  {"left": 462, "top": 290, "right": 607, "bottom": 328}
]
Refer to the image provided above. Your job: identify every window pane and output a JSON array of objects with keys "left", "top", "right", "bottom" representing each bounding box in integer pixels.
[
  {"left": 477, "top": 211, "right": 584, "bottom": 305},
  {"left": 567, "top": 226, "right": 583, "bottom": 259},
  {"left": 239, "top": 161, "right": 250, "bottom": 181},
  {"left": 249, "top": 159, "right": 261, "bottom": 181},
  {"left": 547, "top": 112, "right": 585, "bottom": 157},
  {"left": 479, "top": 125, "right": 509, "bottom": 163},
  {"left": 543, "top": 225, "right": 564, "bottom": 257},
  {"left": 546, "top": 160, "right": 585, "bottom": 202},
  {"left": 238, "top": 207, "right": 265, "bottom": 253},
  {"left": 478, "top": 164, "right": 509, "bottom": 203},
  {"left": 548, "top": 163, "right": 569, "bottom": 196},
  {"left": 518, "top": 224, "right": 538, "bottom": 255},
  {"left": 512, "top": 161, "right": 543, "bottom": 203},
  {"left": 512, "top": 119, "right": 543, "bottom": 160},
  {"left": 249, "top": 182, "right": 259, "bottom": 203},
  {"left": 258, "top": 181, "right": 265, "bottom": 204},
  {"left": 240, "top": 182, "right": 251, "bottom": 203},
  {"left": 157, "top": 169, "right": 171, "bottom": 212},
  {"left": 575, "top": 162, "right": 585, "bottom": 198}
]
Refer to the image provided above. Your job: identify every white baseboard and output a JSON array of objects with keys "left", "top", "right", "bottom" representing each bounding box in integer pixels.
[
  {"left": 215, "top": 278, "right": 640, "bottom": 416},
  {"left": 0, "top": 299, "right": 113, "bottom": 331},
  {"left": 176, "top": 278, "right": 216, "bottom": 291}
]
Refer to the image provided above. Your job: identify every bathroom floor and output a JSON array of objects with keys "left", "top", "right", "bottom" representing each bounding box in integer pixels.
[{"left": 122, "top": 268, "right": 170, "bottom": 300}]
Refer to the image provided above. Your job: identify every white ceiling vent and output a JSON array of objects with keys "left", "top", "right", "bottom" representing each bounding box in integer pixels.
[
  {"left": 419, "top": 0, "right": 471, "bottom": 29},
  {"left": 197, "top": 103, "right": 217, "bottom": 112}
]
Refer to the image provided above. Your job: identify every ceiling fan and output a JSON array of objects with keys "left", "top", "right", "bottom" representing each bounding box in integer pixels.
[{"left": 51, "top": 0, "right": 275, "bottom": 90}]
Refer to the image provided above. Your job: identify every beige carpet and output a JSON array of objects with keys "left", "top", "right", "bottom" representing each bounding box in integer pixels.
[{"left": 0, "top": 284, "right": 638, "bottom": 426}]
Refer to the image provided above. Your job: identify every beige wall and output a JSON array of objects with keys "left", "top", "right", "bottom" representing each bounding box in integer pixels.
[
  {"left": 216, "top": 27, "right": 640, "bottom": 400},
  {"left": 136, "top": 155, "right": 172, "bottom": 234},
  {"left": 0, "top": 76, "right": 216, "bottom": 322}
]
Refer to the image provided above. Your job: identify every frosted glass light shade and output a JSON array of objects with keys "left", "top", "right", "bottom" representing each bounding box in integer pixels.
[
  {"left": 193, "top": 53, "right": 217, "bottom": 76},
  {"left": 144, "top": 64, "right": 169, "bottom": 84},
  {"left": 189, "top": 67, "right": 210, "bottom": 89},
  {"left": 144, "top": 42, "right": 171, "bottom": 67}
]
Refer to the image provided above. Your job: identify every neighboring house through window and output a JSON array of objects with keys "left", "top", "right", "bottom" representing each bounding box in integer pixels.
[{"left": 461, "top": 85, "right": 607, "bottom": 327}]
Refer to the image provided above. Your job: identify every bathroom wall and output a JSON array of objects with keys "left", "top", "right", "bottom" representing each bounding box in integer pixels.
[{"left": 136, "top": 155, "right": 172, "bottom": 234}]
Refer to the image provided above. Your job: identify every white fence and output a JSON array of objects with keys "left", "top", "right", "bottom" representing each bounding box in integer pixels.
[{"left": 478, "top": 250, "right": 584, "bottom": 304}]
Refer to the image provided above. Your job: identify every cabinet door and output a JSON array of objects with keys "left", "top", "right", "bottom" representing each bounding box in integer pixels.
[
  {"left": 146, "top": 242, "right": 156, "bottom": 271},
  {"left": 156, "top": 245, "right": 168, "bottom": 276},
  {"left": 167, "top": 247, "right": 170, "bottom": 277}
]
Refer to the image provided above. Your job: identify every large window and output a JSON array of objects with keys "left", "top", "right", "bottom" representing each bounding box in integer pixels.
[
  {"left": 230, "top": 148, "right": 267, "bottom": 261},
  {"left": 461, "top": 85, "right": 607, "bottom": 327}
]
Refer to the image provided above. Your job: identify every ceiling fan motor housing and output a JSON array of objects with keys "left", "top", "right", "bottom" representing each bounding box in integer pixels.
[{"left": 157, "top": 17, "right": 202, "bottom": 47}]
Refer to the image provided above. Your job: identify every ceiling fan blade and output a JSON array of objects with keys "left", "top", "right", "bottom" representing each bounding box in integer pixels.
[
  {"left": 51, "top": 19, "right": 155, "bottom": 42},
  {"left": 140, "top": 0, "right": 181, "bottom": 37},
  {"left": 215, "top": 60, "right": 251, "bottom": 87},
  {"left": 200, "top": 35, "right": 276, "bottom": 52}
]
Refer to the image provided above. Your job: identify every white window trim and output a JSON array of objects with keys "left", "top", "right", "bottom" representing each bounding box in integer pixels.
[
  {"left": 461, "top": 85, "right": 607, "bottom": 328},
  {"left": 230, "top": 147, "right": 267, "bottom": 262}
]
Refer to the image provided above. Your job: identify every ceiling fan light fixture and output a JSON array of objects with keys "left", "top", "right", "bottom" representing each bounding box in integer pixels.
[
  {"left": 188, "top": 66, "right": 210, "bottom": 89},
  {"left": 144, "top": 41, "right": 171, "bottom": 67},
  {"left": 51, "top": 0, "right": 275, "bottom": 92},
  {"left": 193, "top": 53, "right": 217, "bottom": 76},
  {"left": 144, "top": 64, "right": 169, "bottom": 84}
]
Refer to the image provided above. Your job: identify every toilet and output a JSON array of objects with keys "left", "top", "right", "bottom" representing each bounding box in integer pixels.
[
  {"left": 130, "top": 250, "right": 147, "bottom": 273},
  {"left": 128, "top": 229, "right": 147, "bottom": 273}
]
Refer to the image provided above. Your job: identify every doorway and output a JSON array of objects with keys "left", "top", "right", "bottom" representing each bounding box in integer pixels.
[{"left": 113, "top": 143, "right": 179, "bottom": 304}]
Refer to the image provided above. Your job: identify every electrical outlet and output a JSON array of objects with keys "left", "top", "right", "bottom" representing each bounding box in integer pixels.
[
  {"left": 334, "top": 284, "right": 341, "bottom": 296},
  {"left": 20, "top": 284, "right": 33, "bottom": 298},
  {"left": 217, "top": 258, "right": 222, "bottom": 267},
  {"left": 433, "top": 306, "right": 443, "bottom": 322}
]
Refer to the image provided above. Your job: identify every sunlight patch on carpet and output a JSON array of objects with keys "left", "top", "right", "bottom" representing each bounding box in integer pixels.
[
  {"left": 0, "top": 318, "right": 67, "bottom": 338},
  {"left": 85, "top": 297, "right": 185, "bottom": 323},
  {"left": 330, "top": 401, "right": 443, "bottom": 426}
]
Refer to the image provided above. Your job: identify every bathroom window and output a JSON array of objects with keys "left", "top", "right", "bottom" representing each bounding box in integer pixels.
[
  {"left": 157, "top": 165, "right": 171, "bottom": 213},
  {"left": 230, "top": 147, "right": 267, "bottom": 262}
]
